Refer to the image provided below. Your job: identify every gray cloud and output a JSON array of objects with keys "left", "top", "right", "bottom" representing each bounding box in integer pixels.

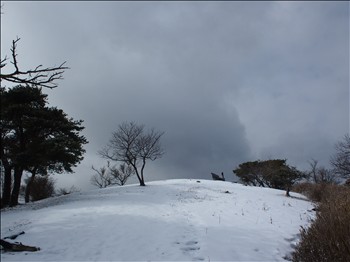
[{"left": 1, "top": 2, "right": 348, "bottom": 189}]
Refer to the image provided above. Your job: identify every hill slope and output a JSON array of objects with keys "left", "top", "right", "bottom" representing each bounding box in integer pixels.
[{"left": 1, "top": 179, "right": 314, "bottom": 261}]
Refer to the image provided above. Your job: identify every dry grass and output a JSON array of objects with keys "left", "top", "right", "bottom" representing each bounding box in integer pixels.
[{"left": 292, "top": 183, "right": 350, "bottom": 262}]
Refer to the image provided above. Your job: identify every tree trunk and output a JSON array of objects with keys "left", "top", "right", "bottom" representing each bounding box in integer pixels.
[
  {"left": 286, "top": 187, "right": 291, "bottom": 197},
  {"left": 10, "top": 123, "right": 25, "bottom": 207},
  {"left": 130, "top": 161, "right": 144, "bottom": 186},
  {"left": 1, "top": 160, "right": 12, "bottom": 208},
  {"left": 10, "top": 166, "right": 23, "bottom": 207},
  {"left": 139, "top": 159, "right": 146, "bottom": 186},
  {"left": 25, "top": 171, "right": 37, "bottom": 203}
]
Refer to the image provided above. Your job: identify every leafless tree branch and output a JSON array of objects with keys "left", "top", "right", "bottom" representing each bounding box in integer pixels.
[
  {"left": 90, "top": 165, "right": 112, "bottom": 188},
  {"left": 90, "top": 162, "right": 135, "bottom": 188},
  {"left": 109, "top": 163, "right": 135, "bottom": 186},
  {"left": 1, "top": 37, "right": 69, "bottom": 89}
]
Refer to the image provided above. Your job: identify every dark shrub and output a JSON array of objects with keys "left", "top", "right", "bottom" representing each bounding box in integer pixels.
[{"left": 29, "top": 176, "right": 56, "bottom": 201}]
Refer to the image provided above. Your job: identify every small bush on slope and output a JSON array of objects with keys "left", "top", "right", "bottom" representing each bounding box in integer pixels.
[
  {"left": 292, "top": 182, "right": 337, "bottom": 202},
  {"left": 29, "top": 176, "right": 56, "bottom": 201},
  {"left": 292, "top": 184, "right": 350, "bottom": 262}
]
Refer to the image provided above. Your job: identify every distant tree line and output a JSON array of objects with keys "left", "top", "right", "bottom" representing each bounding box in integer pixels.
[{"left": 233, "top": 134, "right": 350, "bottom": 195}]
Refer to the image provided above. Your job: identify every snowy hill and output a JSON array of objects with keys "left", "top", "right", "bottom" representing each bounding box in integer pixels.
[{"left": 1, "top": 179, "right": 315, "bottom": 261}]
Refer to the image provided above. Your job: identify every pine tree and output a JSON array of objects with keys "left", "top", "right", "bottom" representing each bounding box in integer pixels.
[{"left": 1, "top": 86, "right": 88, "bottom": 207}]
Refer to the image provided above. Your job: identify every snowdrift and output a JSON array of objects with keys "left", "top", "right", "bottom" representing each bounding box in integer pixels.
[{"left": 1, "top": 179, "right": 315, "bottom": 261}]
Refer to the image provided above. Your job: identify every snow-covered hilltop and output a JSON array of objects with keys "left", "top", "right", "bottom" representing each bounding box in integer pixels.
[{"left": 1, "top": 179, "right": 315, "bottom": 261}]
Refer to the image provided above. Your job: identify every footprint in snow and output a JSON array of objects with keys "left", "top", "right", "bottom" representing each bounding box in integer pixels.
[
  {"left": 186, "top": 240, "right": 198, "bottom": 245},
  {"left": 179, "top": 240, "right": 200, "bottom": 252},
  {"left": 181, "top": 246, "right": 200, "bottom": 251},
  {"left": 174, "top": 239, "right": 203, "bottom": 261},
  {"left": 193, "top": 257, "right": 205, "bottom": 261}
]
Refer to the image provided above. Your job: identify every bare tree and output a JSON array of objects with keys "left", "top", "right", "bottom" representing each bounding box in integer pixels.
[
  {"left": 109, "top": 163, "right": 135, "bottom": 186},
  {"left": 1, "top": 38, "right": 69, "bottom": 89},
  {"left": 307, "top": 159, "right": 320, "bottom": 183},
  {"left": 99, "top": 122, "right": 164, "bottom": 186},
  {"left": 90, "top": 165, "right": 113, "bottom": 189},
  {"left": 317, "top": 167, "right": 335, "bottom": 184},
  {"left": 331, "top": 134, "right": 350, "bottom": 179},
  {"left": 90, "top": 162, "right": 135, "bottom": 188},
  {"left": 306, "top": 159, "right": 336, "bottom": 184},
  {"left": 56, "top": 186, "right": 80, "bottom": 196}
]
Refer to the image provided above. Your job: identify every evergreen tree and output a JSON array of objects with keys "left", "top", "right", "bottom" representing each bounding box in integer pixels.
[
  {"left": 1, "top": 86, "right": 87, "bottom": 207},
  {"left": 233, "top": 159, "right": 304, "bottom": 196}
]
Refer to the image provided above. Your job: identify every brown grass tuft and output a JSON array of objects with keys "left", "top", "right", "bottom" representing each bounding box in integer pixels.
[{"left": 292, "top": 183, "right": 350, "bottom": 262}]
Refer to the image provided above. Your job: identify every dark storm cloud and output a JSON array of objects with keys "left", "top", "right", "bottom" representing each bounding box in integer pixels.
[
  {"left": 1, "top": 1, "right": 348, "bottom": 188},
  {"left": 230, "top": 2, "right": 349, "bottom": 169}
]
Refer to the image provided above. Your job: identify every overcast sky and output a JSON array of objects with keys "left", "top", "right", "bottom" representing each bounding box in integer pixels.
[{"left": 1, "top": 1, "right": 349, "bottom": 189}]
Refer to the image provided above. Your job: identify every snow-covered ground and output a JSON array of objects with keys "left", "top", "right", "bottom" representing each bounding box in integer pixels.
[{"left": 1, "top": 179, "right": 315, "bottom": 261}]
